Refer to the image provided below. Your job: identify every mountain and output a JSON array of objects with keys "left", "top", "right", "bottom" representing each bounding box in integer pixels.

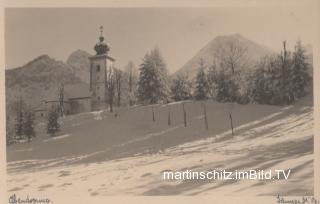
[
  {"left": 5, "top": 55, "right": 84, "bottom": 118},
  {"left": 175, "top": 34, "right": 274, "bottom": 78},
  {"left": 66, "top": 50, "right": 92, "bottom": 83}
]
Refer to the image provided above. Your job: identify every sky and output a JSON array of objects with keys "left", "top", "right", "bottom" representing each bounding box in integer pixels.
[{"left": 5, "top": 7, "right": 316, "bottom": 73}]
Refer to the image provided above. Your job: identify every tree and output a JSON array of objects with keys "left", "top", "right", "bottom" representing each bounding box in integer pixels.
[
  {"left": 215, "top": 39, "right": 248, "bottom": 74},
  {"left": 14, "top": 97, "right": 25, "bottom": 140},
  {"left": 47, "top": 108, "right": 60, "bottom": 136},
  {"left": 171, "top": 73, "right": 192, "bottom": 101},
  {"left": 215, "top": 70, "right": 239, "bottom": 102},
  {"left": 115, "top": 69, "right": 122, "bottom": 107},
  {"left": 213, "top": 40, "right": 248, "bottom": 102},
  {"left": 207, "top": 62, "right": 218, "bottom": 99},
  {"left": 125, "top": 61, "right": 138, "bottom": 106},
  {"left": 23, "top": 110, "right": 35, "bottom": 142},
  {"left": 194, "top": 59, "right": 209, "bottom": 100},
  {"left": 6, "top": 115, "right": 14, "bottom": 145},
  {"left": 137, "top": 47, "right": 169, "bottom": 104},
  {"left": 106, "top": 67, "right": 116, "bottom": 112},
  {"left": 103, "top": 65, "right": 116, "bottom": 112},
  {"left": 279, "top": 41, "right": 293, "bottom": 104},
  {"left": 289, "top": 40, "right": 311, "bottom": 99},
  {"left": 58, "top": 83, "right": 64, "bottom": 116}
]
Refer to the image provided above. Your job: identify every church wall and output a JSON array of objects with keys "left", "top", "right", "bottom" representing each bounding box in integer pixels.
[{"left": 69, "top": 98, "right": 91, "bottom": 114}]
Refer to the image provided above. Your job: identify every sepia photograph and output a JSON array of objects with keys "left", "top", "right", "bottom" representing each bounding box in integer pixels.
[{"left": 1, "top": 1, "right": 320, "bottom": 203}]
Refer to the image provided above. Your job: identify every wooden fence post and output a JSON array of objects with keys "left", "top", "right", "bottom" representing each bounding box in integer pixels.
[
  {"left": 202, "top": 102, "right": 208, "bottom": 130},
  {"left": 152, "top": 105, "right": 155, "bottom": 122},
  {"left": 168, "top": 105, "right": 171, "bottom": 126},
  {"left": 182, "top": 102, "right": 187, "bottom": 127},
  {"left": 229, "top": 112, "right": 234, "bottom": 136}
]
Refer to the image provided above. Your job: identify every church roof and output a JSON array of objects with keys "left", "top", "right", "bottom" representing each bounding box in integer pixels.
[
  {"left": 43, "top": 83, "right": 91, "bottom": 102},
  {"left": 64, "top": 83, "right": 91, "bottom": 99}
]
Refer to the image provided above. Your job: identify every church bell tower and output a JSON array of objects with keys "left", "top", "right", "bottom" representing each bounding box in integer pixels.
[{"left": 89, "top": 26, "right": 115, "bottom": 110}]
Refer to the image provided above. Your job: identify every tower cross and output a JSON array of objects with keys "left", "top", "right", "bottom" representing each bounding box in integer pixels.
[{"left": 99, "top": 26, "right": 103, "bottom": 36}]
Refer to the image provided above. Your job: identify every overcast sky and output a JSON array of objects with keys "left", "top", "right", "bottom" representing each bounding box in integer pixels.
[{"left": 5, "top": 7, "right": 316, "bottom": 73}]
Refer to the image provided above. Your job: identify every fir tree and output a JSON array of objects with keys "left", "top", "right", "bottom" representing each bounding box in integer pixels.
[
  {"left": 6, "top": 116, "right": 14, "bottom": 145},
  {"left": 23, "top": 110, "right": 35, "bottom": 142},
  {"left": 215, "top": 70, "right": 239, "bottom": 103},
  {"left": 137, "top": 47, "right": 169, "bottom": 104},
  {"left": 289, "top": 40, "right": 311, "bottom": 99},
  {"left": 14, "top": 98, "right": 25, "bottom": 140},
  {"left": 171, "top": 74, "right": 192, "bottom": 101},
  {"left": 47, "top": 108, "right": 60, "bottom": 136}
]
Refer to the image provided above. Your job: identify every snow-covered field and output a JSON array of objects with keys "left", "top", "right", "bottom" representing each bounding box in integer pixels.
[{"left": 6, "top": 100, "right": 313, "bottom": 196}]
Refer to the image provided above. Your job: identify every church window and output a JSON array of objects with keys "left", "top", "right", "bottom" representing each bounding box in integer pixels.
[
  {"left": 96, "top": 65, "right": 100, "bottom": 72},
  {"left": 97, "top": 96, "right": 100, "bottom": 100}
]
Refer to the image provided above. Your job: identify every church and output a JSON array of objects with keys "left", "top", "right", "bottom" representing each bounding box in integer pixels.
[{"left": 33, "top": 27, "right": 115, "bottom": 118}]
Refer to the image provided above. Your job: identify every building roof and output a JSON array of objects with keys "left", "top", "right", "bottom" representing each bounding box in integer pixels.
[
  {"left": 64, "top": 83, "right": 91, "bottom": 99},
  {"left": 32, "top": 101, "right": 46, "bottom": 111},
  {"left": 43, "top": 83, "right": 91, "bottom": 102},
  {"left": 89, "top": 54, "right": 115, "bottom": 62}
]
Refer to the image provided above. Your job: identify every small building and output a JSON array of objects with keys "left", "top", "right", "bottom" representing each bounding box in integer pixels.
[
  {"left": 32, "top": 102, "right": 48, "bottom": 119},
  {"left": 43, "top": 83, "right": 91, "bottom": 115}
]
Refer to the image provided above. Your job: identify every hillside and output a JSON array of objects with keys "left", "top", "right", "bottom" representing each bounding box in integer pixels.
[
  {"left": 5, "top": 51, "right": 91, "bottom": 118},
  {"left": 7, "top": 100, "right": 313, "bottom": 196},
  {"left": 175, "top": 34, "right": 274, "bottom": 78},
  {"left": 66, "top": 49, "right": 92, "bottom": 83}
]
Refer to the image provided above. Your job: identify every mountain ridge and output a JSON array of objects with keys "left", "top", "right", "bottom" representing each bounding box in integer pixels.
[
  {"left": 5, "top": 50, "right": 91, "bottom": 119},
  {"left": 174, "top": 34, "right": 275, "bottom": 78}
]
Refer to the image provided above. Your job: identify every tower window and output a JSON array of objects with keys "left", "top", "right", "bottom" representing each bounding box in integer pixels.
[
  {"left": 97, "top": 96, "right": 100, "bottom": 100},
  {"left": 96, "top": 65, "right": 100, "bottom": 72}
]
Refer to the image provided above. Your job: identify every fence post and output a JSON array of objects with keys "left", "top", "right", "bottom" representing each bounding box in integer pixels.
[
  {"left": 182, "top": 102, "right": 187, "bottom": 127},
  {"left": 168, "top": 105, "right": 171, "bottom": 126},
  {"left": 152, "top": 105, "right": 155, "bottom": 122},
  {"left": 202, "top": 102, "right": 208, "bottom": 130},
  {"left": 229, "top": 112, "right": 234, "bottom": 136}
]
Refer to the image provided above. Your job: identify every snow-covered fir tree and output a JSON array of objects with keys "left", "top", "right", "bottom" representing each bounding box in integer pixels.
[
  {"left": 23, "top": 110, "right": 35, "bottom": 142},
  {"left": 47, "top": 108, "right": 60, "bottom": 136},
  {"left": 137, "top": 47, "right": 169, "bottom": 104},
  {"left": 14, "top": 98, "right": 25, "bottom": 140},
  {"left": 171, "top": 73, "right": 192, "bottom": 101},
  {"left": 289, "top": 40, "right": 311, "bottom": 99}
]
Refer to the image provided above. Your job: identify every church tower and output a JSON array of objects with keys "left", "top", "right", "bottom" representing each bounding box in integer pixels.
[{"left": 89, "top": 26, "right": 115, "bottom": 110}]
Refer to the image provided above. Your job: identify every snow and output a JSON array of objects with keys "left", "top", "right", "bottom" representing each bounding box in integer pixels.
[
  {"left": 6, "top": 100, "right": 313, "bottom": 196},
  {"left": 43, "top": 134, "right": 71, "bottom": 142}
]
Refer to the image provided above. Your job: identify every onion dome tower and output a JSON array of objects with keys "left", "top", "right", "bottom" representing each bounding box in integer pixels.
[
  {"left": 89, "top": 26, "right": 115, "bottom": 111},
  {"left": 94, "top": 26, "right": 110, "bottom": 55}
]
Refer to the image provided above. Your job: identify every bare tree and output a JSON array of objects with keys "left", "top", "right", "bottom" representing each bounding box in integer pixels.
[
  {"left": 125, "top": 61, "right": 138, "bottom": 106},
  {"left": 214, "top": 39, "right": 247, "bottom": 136},
  {"left": 215, "top": 39, "right": 248, "bottom": 74},
  {"left": 58, "top": 83, "right": 64, "bottom": 116},
  {"left": 115, "top": 69, "right": 122, "bottom": 107},
  {"left": 105, "top": 67, "right": 115, "bottom": 112}
]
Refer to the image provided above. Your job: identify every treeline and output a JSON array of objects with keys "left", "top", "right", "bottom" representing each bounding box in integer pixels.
[
  {"left": 6, "top": 40, "right": 311, "bottom": 145},
  {"left": 6, "top": 98, "right": 61, "bottom": 145},
  {"left": 6, "top": 99, "right": 36, "bottom": 145},
  {"left": 123, "top": 40, "right": 311, "bottom": 106}
]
